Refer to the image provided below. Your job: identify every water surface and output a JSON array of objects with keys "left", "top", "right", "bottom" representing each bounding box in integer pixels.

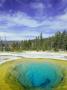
[{"left": 10, "top": 62, "right": 63, "bottom": 89}]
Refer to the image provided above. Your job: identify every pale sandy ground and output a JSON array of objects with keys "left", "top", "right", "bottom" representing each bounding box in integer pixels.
[{"left": 0, "top": 51, "right": 67, "bottom": 64}]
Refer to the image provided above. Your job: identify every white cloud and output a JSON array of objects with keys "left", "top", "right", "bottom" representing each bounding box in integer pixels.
[
  {"left": 0, "top": 11, "right": 67, "bottom": 40},
  {"left": 30, "top": 2, "right": 45, "bottom": 18},
  {"left": 0, "top": 12, "right": 41, "bottom": 28},
  {"left": 31, "top": 2, "right": 45, "bottom": 9},
  {"left": 0, "top": 30, "right": 54, "bottom": 41},
  {"left": 0, "top": 32, "right": 12, "bottom": 37},
  {"left": 1, "top": 11, "right": 67, "bottom": 31},
  {"left": 0, "top": 30, "right": 39, "bottom": 40},
  {"left": 40, "top": 13, "right": 67, "bottom": 30},
  {"left": 0, "top": 0, "right": 6, "bottom": 7},
  {"left": 57, "top": 12, "right": 67, "bottom": 21}
]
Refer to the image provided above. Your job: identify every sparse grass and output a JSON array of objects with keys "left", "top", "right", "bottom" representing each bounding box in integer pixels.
[{"left": 0, "top": 58, "right": 67, "bottom": 90}]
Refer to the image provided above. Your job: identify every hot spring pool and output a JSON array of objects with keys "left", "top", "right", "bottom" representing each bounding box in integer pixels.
[{"left": 9, "top": 62, "right": 63, "bottom": 89}]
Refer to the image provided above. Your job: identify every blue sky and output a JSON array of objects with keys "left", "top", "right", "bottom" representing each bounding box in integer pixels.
[{"left": 0, "top": 0, "right": 67, "bottom": 40}]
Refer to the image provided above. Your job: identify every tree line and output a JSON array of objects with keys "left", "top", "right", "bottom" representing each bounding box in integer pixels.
[{"left": 0, "top": 31, "right": 67, "bottom": 51}]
